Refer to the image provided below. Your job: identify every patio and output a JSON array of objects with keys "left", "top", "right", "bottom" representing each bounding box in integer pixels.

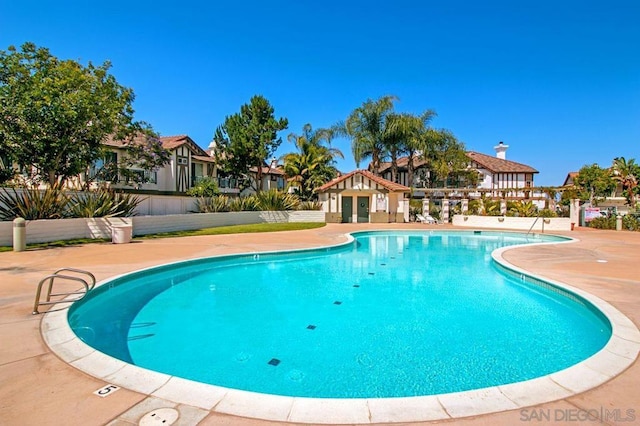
[{"left": 0, "top": 223, "right": 638, "bottom": 425}]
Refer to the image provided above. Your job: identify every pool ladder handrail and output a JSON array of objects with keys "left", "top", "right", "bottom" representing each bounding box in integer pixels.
[
  {"left": 526, "top": 214, "right": 544, "bottom": 237},
  {"left": 33, "top": 268, "right": 96, "bottom": 315}
]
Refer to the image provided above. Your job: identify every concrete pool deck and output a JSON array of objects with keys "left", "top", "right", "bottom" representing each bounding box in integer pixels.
[{"left": 1, "top": 223, "right": 639, "bottom": 425}]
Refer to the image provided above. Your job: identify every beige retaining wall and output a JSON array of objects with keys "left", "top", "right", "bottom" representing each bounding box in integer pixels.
[
  {"left": 0, "top": 211, "right": 325, "bottom": 246},
  {"left": 451, "top": 214, "right": 572, "bottom": 231}
]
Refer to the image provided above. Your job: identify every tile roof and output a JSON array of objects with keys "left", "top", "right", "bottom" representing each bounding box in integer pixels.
[
  {"left": 563, "top": 172, "right": 579, "bottom": 187},
  {"left": 316, "top": 169, "right": 410, "bottom": 192},
  {"left": 249, "top": 166, "right": 285, "bottom": 175},
  {"left": 192, "top": 155, "right": 216, "bottom": 163},
  {"left": 378, "top": 157, "right": 427, "bottom": 173},
  {"left": 103, "top": 134, "right": 208, "bottom": 156},
  {"left": 466, "top": 151, "right": 538, "bottom": 174},
  {"left": 377, "top": 152, "right": 537, "bottom": 174}
]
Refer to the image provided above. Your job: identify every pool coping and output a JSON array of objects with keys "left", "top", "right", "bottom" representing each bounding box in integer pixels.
[{"left": 41, "top": 230, "right": 640, "bottom": 424}]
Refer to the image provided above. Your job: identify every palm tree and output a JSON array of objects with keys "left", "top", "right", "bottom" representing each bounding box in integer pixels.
[
  {"left": 406, "top": 110, "right": 437, "bottom": 188},
  {"left": 382, "top": 110, "right": 436, "bottom": 184},
  {"left": 282, "top": 124, "right": 343, "bottom": 200},
  {"left": 343, "top": 95, "right": 397, "bottom": 174},
  {"left": 612, "top": 157, "right": 639, "bottom": 209},
  {"left": 383, "top": 112, "right": 410, "bottom": 183},
  {"left": 420, "top": 129, "right": 468, "bottom": 188}
]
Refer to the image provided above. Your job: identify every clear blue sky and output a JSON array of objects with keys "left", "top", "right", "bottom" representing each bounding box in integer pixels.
[{"left": 2, "top": 1, "right": 638, "bottom": 186}]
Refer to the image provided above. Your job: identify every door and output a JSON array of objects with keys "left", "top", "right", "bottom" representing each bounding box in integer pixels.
[
  {"left": 357, "top": 196, "right": 369, "bottom": 223},
  {"left": 341, "top": 196, "right": 353, "bottom": 223}
]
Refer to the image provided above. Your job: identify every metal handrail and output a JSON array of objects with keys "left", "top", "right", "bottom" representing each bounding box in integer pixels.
[
  {"left": 33, "top": 268, "right": 95, "bottom": 315},
  {"left": 526, "top": 214, "right": 544, "bottom": 236},
  {"left": 51, "top": 268, "right": 96, "bottom": 290}
]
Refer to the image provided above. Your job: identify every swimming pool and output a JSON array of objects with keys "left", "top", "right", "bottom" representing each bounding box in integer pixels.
[{"left": 68, "top": 231, "right": 611, "bottom": 399}]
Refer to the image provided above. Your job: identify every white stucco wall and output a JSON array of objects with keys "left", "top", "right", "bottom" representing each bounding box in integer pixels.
[
  {"left": 451, "top": 214, "right": 572, "bottom": 231},
  {"left": 0, "top": 211, "right": 325, "bottom": 246}
]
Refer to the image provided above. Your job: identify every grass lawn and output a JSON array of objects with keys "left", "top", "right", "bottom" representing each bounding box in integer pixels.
[{"left": 0, "top": 222, "right": 326, "bottom": 252}]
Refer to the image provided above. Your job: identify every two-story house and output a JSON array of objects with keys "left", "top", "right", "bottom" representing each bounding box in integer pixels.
[
  {"left": 377, "top": 142, "right": 538, "bottom": 200},
  {"left": 96, "top": 134, "right": 239, "bottom": 195}
]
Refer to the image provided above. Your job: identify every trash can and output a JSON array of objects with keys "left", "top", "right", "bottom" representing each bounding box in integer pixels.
[{"left": 112, "top": 225, "right": 133, "bottom": 244}]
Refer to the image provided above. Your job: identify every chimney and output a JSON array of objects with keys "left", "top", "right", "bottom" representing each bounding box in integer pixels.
[
  {"left": 269, "top": 157, "right": 278, "bottom": 170},
  {"left": 494, "top": 141, "right": 509, "bottom": 160},
  {"left": 207, "top": 140, "right": 217, "bottom": 156}
]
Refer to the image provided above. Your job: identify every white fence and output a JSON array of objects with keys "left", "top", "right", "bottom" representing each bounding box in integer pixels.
[
  {"left": 0, "top": 211, "right": 325, "bottom": 246},
  {"left": 451, "top": 214, "right": 572, "bottom": 231}
]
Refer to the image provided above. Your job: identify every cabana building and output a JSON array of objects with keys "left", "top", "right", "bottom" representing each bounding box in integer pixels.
[{"left": 316, "top": 170, "right": 410, "bottom": 223}]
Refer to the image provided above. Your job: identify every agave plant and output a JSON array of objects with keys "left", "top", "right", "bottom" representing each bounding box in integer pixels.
[
  {"left": 0, "top": 185, "right": 69, "bottom": 221},
  {"left": 255, "top": 189, "right": 300, "bottom": 211},
  {"left": 228, "top": 196, "right": 260, "bottom": 212},
  {"left": 194, "top": 196, "right": 230, "bottom": 213},
  {"left": 67, "top": 189, "right": 143, "bottom": 218},
  {"left": 297, "top": 200, "right": 322, "bottom": 210}
]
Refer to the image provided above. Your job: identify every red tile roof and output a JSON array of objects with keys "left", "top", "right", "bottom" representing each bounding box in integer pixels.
[
  {"left": 103, "top": 134, "right": 208, "bottom": 156},
  {"left": 466, "top": 151, "right": 538, "bottom": 174},
  {"left": 378, "top": 152, "right": 537, "bottom": 174},
  {"left": 192, "top": 155, "right": 216, "bottom": 163},
  {"left": 563, "top": 172, "right": 579, "bottom": 186},
  {"left": 316, "top": 169, "right": 410, "bottom": 192},
  {"left": 249, "top": 166, "right": 285, "bottom": 175},
  {"left": 378, "top": 157, "right": 427, "bottom": 173}
]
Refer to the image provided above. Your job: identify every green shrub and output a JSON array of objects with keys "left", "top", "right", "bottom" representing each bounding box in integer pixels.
[
  {"left": 0, "top": 186, "right": 69, "bottom": 220},
  {"left": 589, "top": 216, "right": 615, "bottom": 229},
  {"left": 255, "top": 189, "right": 300, "bottom": 211},
  {"left": 507, "top": 200, "right": 538, "bottom": 217},
  {"left": 228, "top": 196, "right": 260, "bottom": 211},
  {"left": 623, "top": 214, "right": 640, "bottom": 231},
  {"left": 298, "top": 200, "right": 322, "bottom": 210},
  {"left": 186, "top": 177, "right": 220, "bottom": 197},
  {"left": 193, "top": 196, "right": 230, "bottom": 213},
  {"left": 67, "top": 189, "right": 143, "bottom": 218},
  {"left": 538, "top": 208, "right": 558, "bottom": 218}
]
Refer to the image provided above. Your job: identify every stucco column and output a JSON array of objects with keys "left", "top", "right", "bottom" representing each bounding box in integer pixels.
[
  {"left": 569, "top": 198, "right": 580, "bottom": 228},
  {"left": 500, "top": 199, "right": 507, "bottom": 215},
  {"left": 442, "top": 198, "right": 449, "bottom": 223},
  {"left": 422, "top": 198, "right": 430, "bottom": 216},
  {"left": 461, "top": 198, "right": 469, "bottom": 215}
]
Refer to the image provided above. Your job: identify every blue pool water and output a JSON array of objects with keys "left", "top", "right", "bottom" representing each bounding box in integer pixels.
[{"left": 68, "top": 231, "right": 611, "bottom": 398}]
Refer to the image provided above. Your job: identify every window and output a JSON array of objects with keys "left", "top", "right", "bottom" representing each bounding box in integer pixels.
[
  {"left": 145, "top": 170, "right": 158, "bottom": 184},
  {"left": 89, "top": 152, "right": 118, "bottom": 182},
  {"left": 124, "top": 169, "right": 157, "bottom": 185},
  {"left": 177, "top": 157, "right": 188, "bottom": 165},
  {"left": 0, "top": 154, "right": 10, "bottom": 169}
]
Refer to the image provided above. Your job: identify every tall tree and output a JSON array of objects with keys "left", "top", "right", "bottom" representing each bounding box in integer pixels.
[
  {"left": 343, "top": 95, "right": 397, "bottom": 174},
  {"left": 0, "top": 42, "right": 149, "bottom": 186},
  {"left": 574, "top": 163, "right": 616, "bottom": 205},
  {"left": 382, "top": 112, "right": 409, "bottom": 183},
  {"left": 385, "top": 110, "right": 436, "bottom": 186},
  {"left": 612, "top": 157, "right": 639, "bottom": 208},
  {"left": 420, "top": 129, "right": 470, "bottom": 187},
  {"left": 282, "top": 124, "right": 343, "bottom": 200},
  {"left": 214, "top": 95, "right": 288, "bottom": 192}
]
